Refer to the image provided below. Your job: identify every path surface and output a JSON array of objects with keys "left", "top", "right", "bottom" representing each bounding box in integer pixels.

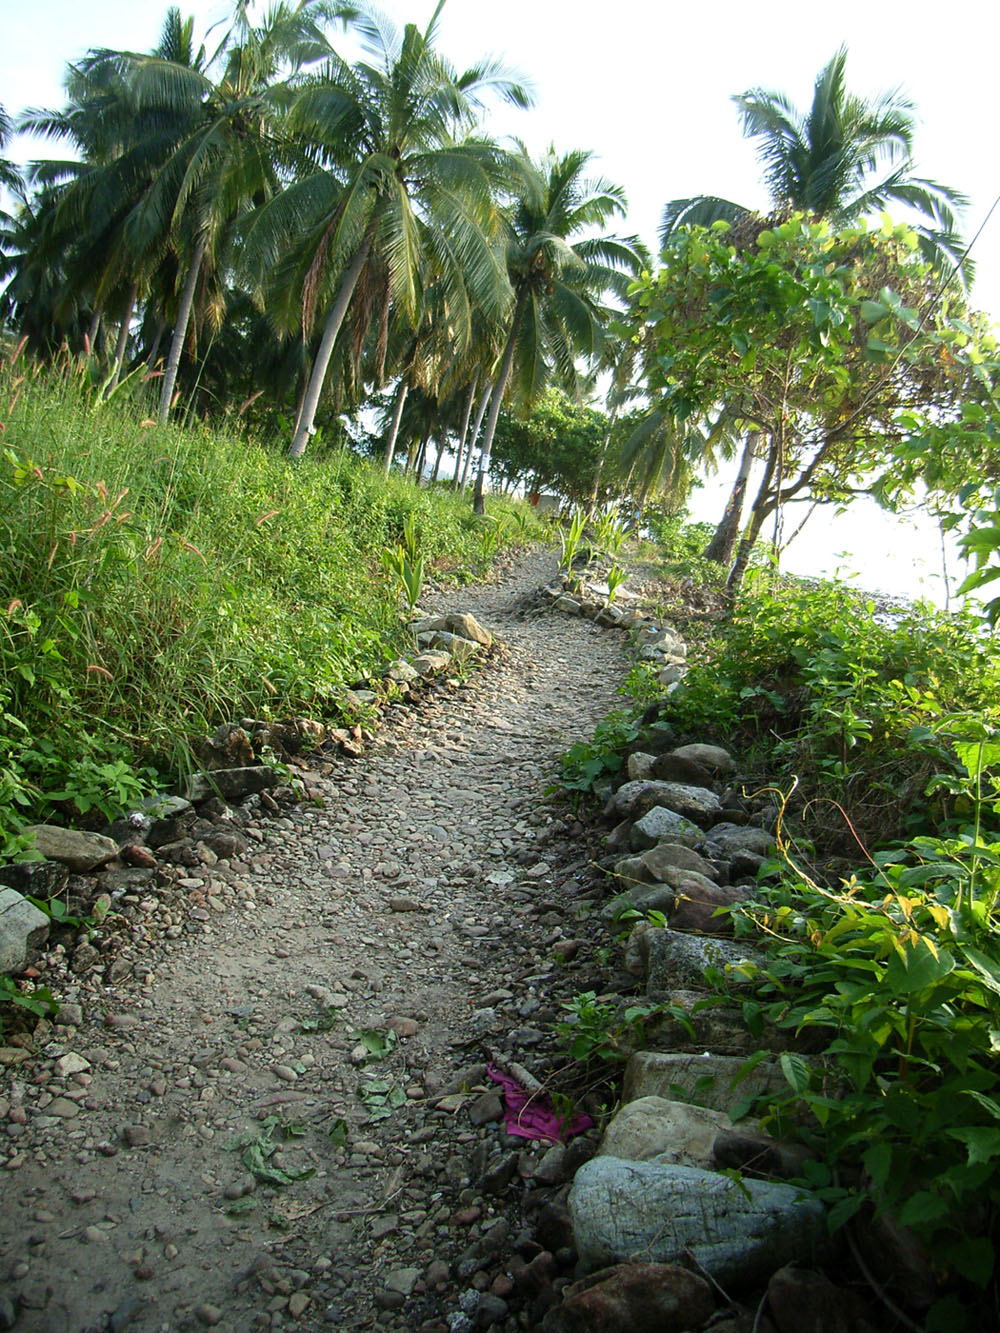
[{"left": 0, "top": 548, "right": 629, "bottom": 1333}]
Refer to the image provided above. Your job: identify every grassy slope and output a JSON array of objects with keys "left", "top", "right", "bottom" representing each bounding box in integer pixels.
[{"left": 0, "top": 362, "right": 544, "bottom": 846}]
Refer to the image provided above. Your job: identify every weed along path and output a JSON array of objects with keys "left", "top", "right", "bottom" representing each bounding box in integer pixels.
[{"left": 0, "top": 547, "right": 629, "bottom": 1332}]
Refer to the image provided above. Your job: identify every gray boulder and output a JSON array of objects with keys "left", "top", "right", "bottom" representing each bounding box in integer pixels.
[
  {"left": 623, "top": 1050, "right": 791, "bottom": 1113},
  {"left": 183, "top": 766, "right": 277, "bottom": 803},
  {"left": 598, "top": 1096, "right": 732, "bottom": 1168},
  {"left": 568, "top": 1157, "right": 827, "bottom": 1284},
  {"left": 670, "top": 743, "right": 736, "bottom": 777},
  {"left": 705, "top": 822, "right": 775, "bottom": 858},
  {"left": 612, "top": 780, "right": 720, "bottom": 825},
  {"left": 24, "top": 825, "right": 119, "bottom": 873},
  {"left": 641, "top": 842, "right": 718, "bottom": 882},
  {"left": 0, "top": 888, "right": 50, "bottom": 974},
  {"left": 630, "top": 808, "right": 703, "bottom": 851},
  {"left": 642, "top": 927, "right": 766, "bottom": 993}
]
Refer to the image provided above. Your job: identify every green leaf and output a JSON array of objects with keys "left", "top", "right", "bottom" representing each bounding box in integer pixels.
[
  {"left": 779, "top": 1051, "right": 812, "bottom": 1094},
  {"left": 947, "top": 1235, "right": 995, "bottom": 1287},
  {"left": 884, "top": 939, "right": 954, "bottom": 994},
  {"left": 898, "top": 1190, "right": 950, "bottom": 1228},
  {"left": 861, "top": 300, "right": 888, "bottom": 322},
  {"left": 863, "top": 1140, "right": 892, "bottom": 1191},
  {"left": 827, "top": 1193, "right": 866, "bottom": 1232},
  {"left": 946, "top": 1126, "right": 1000, "bottom": 1166},
  {"left": 962, "top": 945, "right": 1000, "bottom": 998}
]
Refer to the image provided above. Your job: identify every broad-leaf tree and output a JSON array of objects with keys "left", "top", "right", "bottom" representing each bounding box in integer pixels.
[{"left": 631, "top": 213, "right": 983, "bottom": 586}]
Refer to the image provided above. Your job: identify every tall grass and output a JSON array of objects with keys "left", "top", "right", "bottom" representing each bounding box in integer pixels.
[{"left": 0, "top": 355, "right": 542, "bottom": 847}]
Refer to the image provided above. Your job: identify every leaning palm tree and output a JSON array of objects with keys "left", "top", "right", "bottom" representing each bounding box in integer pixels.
[
  {"left": 245, "top": 1, "right": 529, "bottom": 459},
  {"left": 661, "top": 47, "right": 967, "bottom": 275},
  {"left": 472, "top": 144, "right": 644, "bottom": 513}
]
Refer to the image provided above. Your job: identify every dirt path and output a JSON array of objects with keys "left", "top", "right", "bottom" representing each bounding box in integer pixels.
[{"left": 0, "top": 547, "right": 629, "bottom": 1333}]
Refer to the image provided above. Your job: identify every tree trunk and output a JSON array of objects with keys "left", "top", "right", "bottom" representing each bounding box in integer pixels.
[
  {"left": 588, "top": 403, "right": 620, "bottom": 515},
  {"left": 146, "top": 320, "right": 166, "bottom": 373},
  {"left": 382, "top": 379, "right": 408, "bottom": 475},
  {"left": 85, "top": 307, "right": 102, "bottom": 359},
  {"left": 158, "top": 233, "right": 208, "bottom": 426},
  {"left": 109, "top": 280, "right": 139, "bottom": 392},
  {"left": 474, "top": 289, "right": 527, "bottom": 515},
  {"left": 289, "top": 214, "right": 379, "bottom": 459},
  {"left": 703, "top": 433, "right": 757, "bottom": 564},
  {"left": 727, "top": 435, "right": 779, "bottom": 589},
  {"left": 451, "top": 377, "right": 477, "bottom": 486},
  {"left": 459, "top": 381, "right": 492, "bottom": 491},
  {"left": 430, "top": 436, "right": 446, "bottom": 484},
  {"left": 412, "top": 423, "right": 431, "bottom": 479}
]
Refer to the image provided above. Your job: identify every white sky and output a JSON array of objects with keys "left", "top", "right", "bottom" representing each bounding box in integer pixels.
[{"left": 2, "top": 0, "right": 997, "bottom": 603}]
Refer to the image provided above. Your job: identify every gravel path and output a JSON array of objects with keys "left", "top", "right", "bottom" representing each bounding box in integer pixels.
[{"left": 0, "top": 547, "right": 630, "bottom": 1333}]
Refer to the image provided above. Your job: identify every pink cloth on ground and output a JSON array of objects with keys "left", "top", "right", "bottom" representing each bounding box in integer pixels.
[{"left": 487, "top": 1062, "right": 593, "bottom": 1143}]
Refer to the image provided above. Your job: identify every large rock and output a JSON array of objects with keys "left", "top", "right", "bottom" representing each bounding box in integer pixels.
[
  {"left": 568, "top": 1157, "right": 828, "bottom": 1285},
  {"left": 670, "top": 743, "right": 736, "bottom": 777},
  {"left": 183, "top": 766, "right": 277, "bottom": 803},
  {"left": 598, "top": 1096, "right": 731, "bottom": 1168},
  {"left": 641, "top": 842, "right": 718, "bottom": 882},
  {"left": 443, "top": 612, "right": 492, "bottom": 648},
  {"left": 24, "top": 825, "right": 119, "bottom": 873},
  {"left": 427, "top": 631, "right": 482, "bottom": 661},
  {"left": 669, "top": 880, "right": 749, "bottom": 935},
  {"left": 624, "top": 1051, "right": 790, "bottom": 1114},
  {"left": 767, "top": 1265, "right": 875, "bottom": 1333},
  {"left": 0, "top": 889, "right": 50, "bottom": 974},
  {"left": 603, "top": 883, "right": 677, "bottom": 925},
  {"left": 642, "top": 927, "right": 766, "bottom": 992},
  {"left": 542, "top": 1262, "right": 714, "bottom": 1333},
  {"left": 410, "top": 612, "right": 492, "bottom": 647},
  {"left": 0, "top": 860, "right": 69, "bottom": 901},
  {"left": 411, "top": 650, "right": 452, "bottom": 676},
  {"left": 626, "top": 752, "right": 658, "bottom": 782},
  {"left": 630, "top": 808, "right": 703, "bottom": 851},
  {"left": 705, "top": 822, "right": 775, "bottom": 858},
  {"left": 612, "top": 781, "right": 720, "bottom": 825}
]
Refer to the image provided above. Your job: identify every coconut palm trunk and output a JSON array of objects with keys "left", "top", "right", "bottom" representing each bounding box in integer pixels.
[
  {"left": 382, "top": 379, "right": 408, "bottom": 474},
  {"left": 459, "top": 381, "right": 492, "bottom": 490},
  {"left": 289, "top": 217, "right": 379, "bottom": 459},
  {"left": 588, "top": 402, "right": 620, "bottom": 515},
  {"left": 158, "top": 233, "right": 207, "bottom": 425},
  {"left": 109, "top": 279, "right": 138, "bottom": 391},
  {"left": 451, "top": 377, "right": 477, "bottom": 484},
  {"left": 474, "top": 289, "right": 527, "bottom": 514}
]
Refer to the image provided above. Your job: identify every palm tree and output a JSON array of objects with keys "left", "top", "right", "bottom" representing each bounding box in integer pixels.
[
  {"left": 661, "top": 47, "right": 966, "bottom": 273},
  {"left": 0, "top": 103, "right": 21, "bottom": 200},
  {"left": 244, "top": 1, "right": 529, "bottom": 459},
  {"left": 471, "top": 145, "right": 643, "bottom": 513}
]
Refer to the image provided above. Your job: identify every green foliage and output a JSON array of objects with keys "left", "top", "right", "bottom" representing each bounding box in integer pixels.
[
  {"left": 0, "top": 366, "right": 533, "bottom": 850},
  {"left": 490, "top": 390, "right": 610, "bottom": 503},
  {"left": 629, "top": 214, "right": 991, "bottom": 582},
  {"left": 381, "top": 514, "right": 425, "bottom": 614},
  {"left": 735, "top": 788, "right": 1000, "bottom": 1324},
  {"left": 555, "top": 991, "right": 676, "bottom": 1064},
  {"left": 0, "top": 975, "right": 59, "bottom": 1036},
  {"left": 660, "top": 572, "right": 1000, "bottom": 848},
  {"left": 557, "top": 508, "right": 589, "bottom": 579},
  {"left": 225, "top": 1115, "right": 316, "bottom": 1187},
  {"left": 606, "top": 565, "right": 627, "bottom": 603}
]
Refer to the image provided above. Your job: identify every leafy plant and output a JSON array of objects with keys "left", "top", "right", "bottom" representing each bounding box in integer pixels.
[
  {"left": 606, "top": 564, "right": 627, "bottom": 603},
  {"left": 350, "top": 1027, "right": 397, "bottom": 1063},
  {"left": 0, "top": 975, "right": 59, "bottom": 1036},
  {"left": 555, "top": 990, "right": 685, "bottom": 1064},
  {"left": 557, "top": 508, "right": 589, "bottom": 580},
  {"left": 359, "top": 1077, "right": 407, "bottom": 1120},
  {"left": 224, "top": 1115, "right": 316, "bottom": 1187}
]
